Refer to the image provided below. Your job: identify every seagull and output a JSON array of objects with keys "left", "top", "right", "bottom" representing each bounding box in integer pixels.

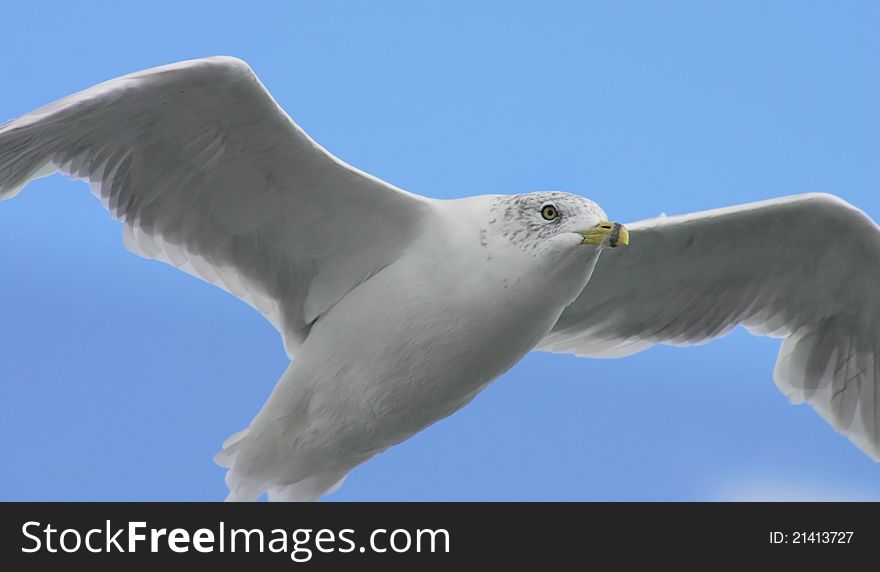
[{"left": 1, "top": 57, "right": 878, "bottom": 501}]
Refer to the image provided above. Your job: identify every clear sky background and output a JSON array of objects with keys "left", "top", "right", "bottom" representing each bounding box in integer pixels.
[{"left": 1, "top": 1, "right": 878, "bottom": 501}]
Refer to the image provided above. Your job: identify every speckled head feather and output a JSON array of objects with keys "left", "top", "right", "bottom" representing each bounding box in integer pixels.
[{"left": 489, "top": 191, "right": 607, "bottom": 252}]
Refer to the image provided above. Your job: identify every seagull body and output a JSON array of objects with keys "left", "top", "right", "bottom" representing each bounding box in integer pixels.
[
  {"left": 1, "top": 57, "right": 878, "bottom": 500},
  {"left": 221, "top": 195, "right": 603, "bottom": 500}
]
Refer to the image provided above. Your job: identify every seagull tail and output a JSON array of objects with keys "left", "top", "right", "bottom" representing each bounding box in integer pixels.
[
  {"left": 213, "top": 428, "right": 264, "bottom": 501},
  {"left": 214, "top": 426, "right": 348, "bottom": 502},
  {"left": 266, "top": 474, "right": 348, "bottom": 502}
]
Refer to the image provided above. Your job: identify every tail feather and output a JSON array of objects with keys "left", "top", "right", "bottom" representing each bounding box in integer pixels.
[
  {"left": 215, "top": 425, "right": 348, "bottom": 502},
  {"left": 266, "top": 473, "right": 348, "bottom": 502}
]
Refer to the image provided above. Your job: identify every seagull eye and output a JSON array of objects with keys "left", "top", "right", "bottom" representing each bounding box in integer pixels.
[{"left": 540, "top": 204, "right": 559, "bottom": 221}]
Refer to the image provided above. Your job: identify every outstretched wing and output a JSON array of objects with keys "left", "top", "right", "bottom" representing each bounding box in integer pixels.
[
  {"left": 0, "top": 57, "right": 430, "bottom": 356},
  {"left": 539, "top": 193, "right": 880, "bottom": 460}
]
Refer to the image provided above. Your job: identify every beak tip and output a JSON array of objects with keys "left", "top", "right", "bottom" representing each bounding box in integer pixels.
[
  {"left": 609, "top": 223, "right": 629, "bottom": 248},
  {"left": 580, "top": 221, "right": 629, "bottom": 247}
]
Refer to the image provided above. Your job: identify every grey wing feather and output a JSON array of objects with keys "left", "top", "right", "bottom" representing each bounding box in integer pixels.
[
  {"left": 540, "top": 193, "right": 880, "bottom": 460},
  {"left": 0, "top": 57, "right": 430, "bottom": 356}
]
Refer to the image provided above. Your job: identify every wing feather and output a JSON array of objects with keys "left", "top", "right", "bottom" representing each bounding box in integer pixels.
[
  {"left": 540, "top": 194, "right": 880, "bottom": 460},
  {"left": 0, "top": 56, "right": 431, "bottom": 356}
]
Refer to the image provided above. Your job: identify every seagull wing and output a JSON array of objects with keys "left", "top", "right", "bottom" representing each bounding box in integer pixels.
[
  {"left": 0, "top": 57, "right": 430, "bottom": 356},
  {"left": 539, "top": 193, "right": 880, "bottom": 460}
]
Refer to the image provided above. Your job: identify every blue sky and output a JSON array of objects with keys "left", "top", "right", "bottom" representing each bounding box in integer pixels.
[{"left": 1, "top": 1, "right": 878, "bottom": 501}]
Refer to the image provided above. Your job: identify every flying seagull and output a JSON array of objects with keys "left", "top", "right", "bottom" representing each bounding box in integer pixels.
[{"left": 1, "top": 57, "right": 878, "bottom": 501}]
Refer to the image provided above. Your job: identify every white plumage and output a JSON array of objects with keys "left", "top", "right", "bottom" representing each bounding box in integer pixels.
[{"left": 1, "top": 57, "right": 877, "bottom": 500}]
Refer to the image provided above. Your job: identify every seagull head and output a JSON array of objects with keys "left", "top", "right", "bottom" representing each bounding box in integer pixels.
[{"left": 489, "top": 191, "right": 628, "bottom": 256}]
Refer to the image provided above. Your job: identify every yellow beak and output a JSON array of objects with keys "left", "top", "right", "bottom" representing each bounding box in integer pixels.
[{"left": 579, "top": 221, "right": 629, "bottom": 248}]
